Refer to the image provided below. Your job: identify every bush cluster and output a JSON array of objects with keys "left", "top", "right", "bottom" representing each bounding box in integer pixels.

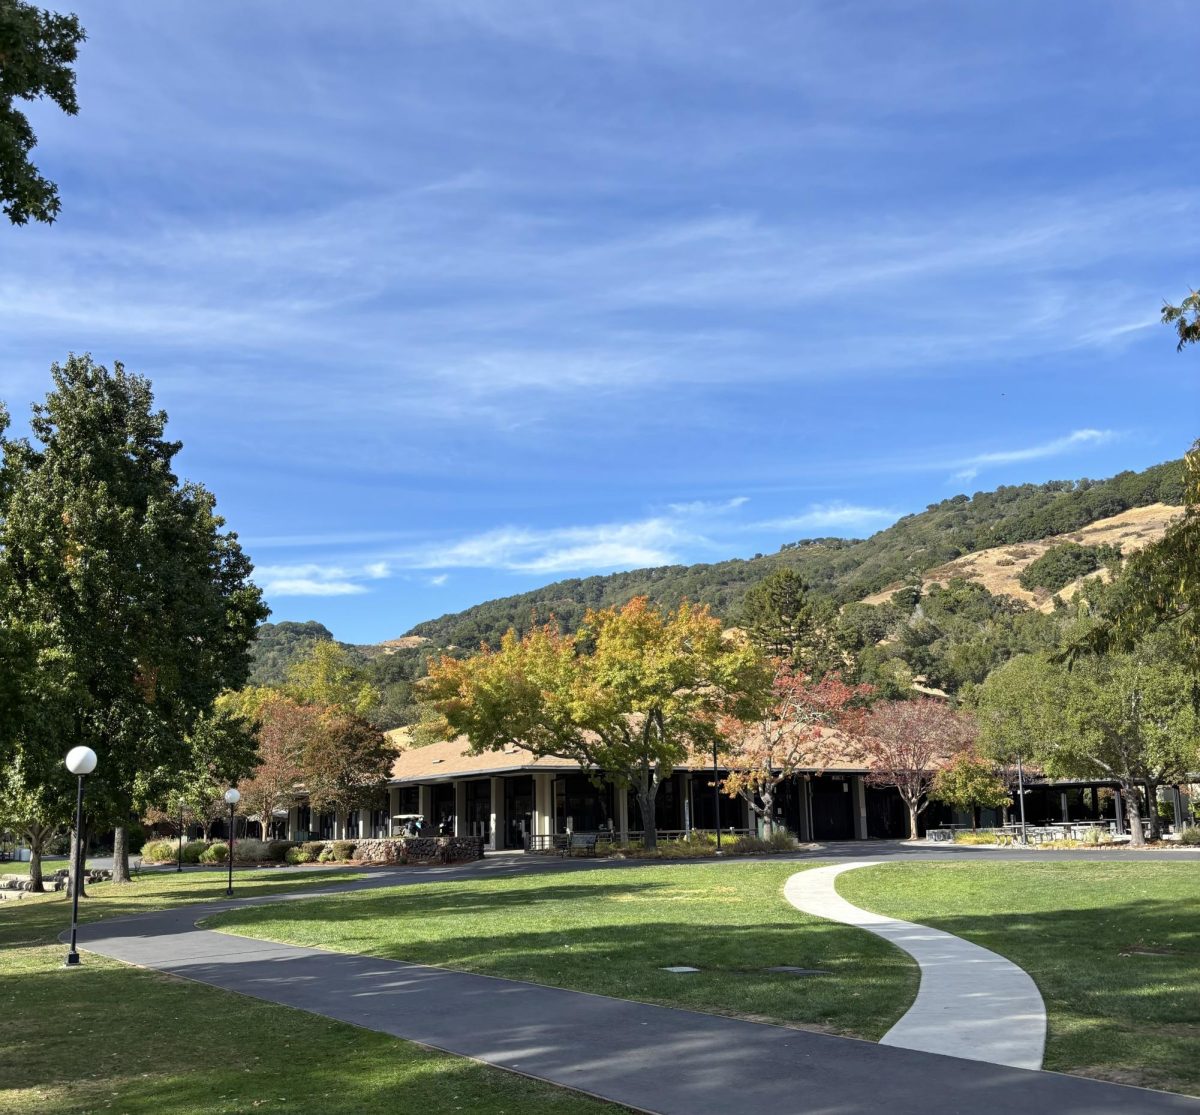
[
  {"left": 199, "top": 841, "right": 228, "bottom": 864},
  {"left": 1179, "top": 827, "right": 1200, "bottom": 846},
  {"left": 730, "top": 829, "right": 800, "bottom": 854},
  {"left": 1018, "top": 541, "right": 1121, "bottom": 594},
  {"left": 331, "top": 840, "right": 357, "bottom": 860},
  {"left": 139, "top": 838, "right": 177, "bottom": 863}
]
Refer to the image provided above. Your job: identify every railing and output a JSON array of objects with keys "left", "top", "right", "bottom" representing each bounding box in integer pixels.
[{"left": 524, "top": 828, "right": 753, "bottom": 853}]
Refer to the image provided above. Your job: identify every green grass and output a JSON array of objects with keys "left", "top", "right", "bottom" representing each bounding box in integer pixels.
[
  {"left": 838, "top": 862, "right": 1200, "bottom": 1096},
  {"left": 0, "top": 869, "right": 625, "bottom": 1114},
  {"left": 208, "top": 863, "right": 918, "bottom": 1039}
]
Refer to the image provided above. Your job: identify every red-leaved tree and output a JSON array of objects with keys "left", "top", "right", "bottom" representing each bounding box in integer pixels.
[
  {"left": 236, "top": 696, "right": 310, "bottom": 839},
  {"left": 861, "top": 698, "right": 976, "bottom": 838},
  {"left": 720, "top": 664, "right": 871, "bottom": 835}
]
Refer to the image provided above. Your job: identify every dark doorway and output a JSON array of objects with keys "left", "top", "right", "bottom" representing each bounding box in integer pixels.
[
  {"left": 866, "top": 785, "right": 908, "bottom": 839},
  {"left": 464, "top": 779, "right": 491, "bottom": 842},
  {"left": 432, "top": 783, "right": 455, "bottom": 834},
  {"left": 505, "top": 776, "right": 534, "bottom": 849},
  {"left": 810, "top": 775, "right": 855, "bottom": 840}
]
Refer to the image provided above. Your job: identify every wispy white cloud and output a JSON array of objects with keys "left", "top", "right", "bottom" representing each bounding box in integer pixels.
[
  {"left": 957, "top": 429, "right": 1116, "bottom": 470},
  {"left": 754, "top": 503, "right": 899, "bottom": 533}
]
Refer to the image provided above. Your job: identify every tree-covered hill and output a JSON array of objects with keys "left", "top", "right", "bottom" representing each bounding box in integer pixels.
[{"left": 405, "top": 457, "right": 1185, "bottom": 649}]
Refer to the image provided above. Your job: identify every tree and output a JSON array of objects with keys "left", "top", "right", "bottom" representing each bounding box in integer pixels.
[
  {"left": 720, "top": 664, "right": 869, "bottom": 834},
  {"left": 0, "top": 754, "right": 67, "bottom": 891},
  {"left": 235, "top": 695, "right": 309, "bottom": 841},
  {"left": 0, "top": 0, "right": 86, "bottom": 224},
  {"left": 285, "top": 639, "right": 378, "bottom": 719},
  {"left": 740, "top": 568, "right": 842, "bottom": 676},
  {"left": 0, "top": 356, "right": 267, "bottom": 888},
  {"left": 929, "top": 750, "right": 1011, "bottom": 830},
  {"left": 423, "top": 597, "right": 769, "bottom": 849},
  {"left": 860, "top": 699, "right": 975, "bottom": 838},
  {"left": 979, "top": 643, "right": 1199, "bottom": 846},
  {"left": 1163, "top": 288, "right": 1200, "bottom": 351},
  {"left": 300, "top": 706, "right": 393, "bottom": 817}
]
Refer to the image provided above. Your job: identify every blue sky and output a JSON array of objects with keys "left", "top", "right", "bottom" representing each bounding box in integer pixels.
[{"left": 2, "top": 1, "right": 1198, "bottom": 644}]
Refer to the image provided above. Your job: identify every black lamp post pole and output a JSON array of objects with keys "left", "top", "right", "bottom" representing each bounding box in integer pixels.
[
  {"left": 1017, "top": 752, "right": 1028, "bottom": 846},
  {"left": 712, "top": 739, "right": 722, "bottom": 852},
  {"left": 65, "top": 774, "right": 85, "bottom": 966},
  {"left": 226, "top": 803, "right": 235, "bottom": 896},
  {"left": 177, "top": 799, "right": 184, "bottom": 872}
]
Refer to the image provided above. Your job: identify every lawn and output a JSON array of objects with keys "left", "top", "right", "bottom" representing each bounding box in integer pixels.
[
  {"left": 0, "top": 868, "right": 626, "bottom": 1115},
  {"left": 839, "top": 861, "right": 1200, "bottom": 1096},
  {"left": 208, "top": 863, "right": 919, "bottom": 1039}
]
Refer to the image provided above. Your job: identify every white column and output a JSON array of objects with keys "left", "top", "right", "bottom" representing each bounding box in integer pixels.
[
  {"left": 418, "top": 785, "right": 432, "bottom": 830},
  {"left": 489, "top": 777, "right": 505, "bottom": 851},
  {"left": 532, "top": 773, "right": 553, "bottom": 836},
  {"left": 854, "top": 776, "right": 869, "bottom": 840},
  {"left": 454, "top": 780, "right": 468, "bottom": 837},
  {"left": 682, "top": 773, "right": 692, "bottom": 834},
  {"left": 1060, "top": 791, "right": 1070, "bottom": 822}
]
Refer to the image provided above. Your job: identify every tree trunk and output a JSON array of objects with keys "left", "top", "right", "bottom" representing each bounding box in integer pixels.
[
  {"left": 970, "top": 806, "right": 978, "bottom": 832},
  {"left": 905, "top": 798, "right": 920, "bottom": 840},
  {"left": 68, "top": 822, "right": 88, "bottom": 899},
  {"left": 1124, "top": 783, "right": 1144, "bottom": 847},
  {"left": 636, "top": 789, "right": 657, "bottom": 851},
  {"left": 26, "top": 827, "right": 45, "bottom": 893},
  {"left": 112, "top": 825, "right": 131, "bottom": 883},
  {"left": 760, "top": 788, "right": 775, "bottom": 836}
]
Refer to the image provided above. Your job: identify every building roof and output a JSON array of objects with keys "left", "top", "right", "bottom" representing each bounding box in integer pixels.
[{"left": 385, "top": 729, "right": 871, "bottom": 783}]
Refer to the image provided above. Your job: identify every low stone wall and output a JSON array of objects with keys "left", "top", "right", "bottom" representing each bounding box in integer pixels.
[{"left": 352, "top": 836, "right": 484, "bottom": 864}]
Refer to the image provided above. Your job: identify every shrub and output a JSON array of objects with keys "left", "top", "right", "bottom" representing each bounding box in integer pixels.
[
  {"left": 266, "top": 840, "right": 296, "bottom": 862},
  {"left": 331, "top": 841, "right": 357, "bottom": 861},
  {"left": 1180, "top": 827, "right": 1200, "bottom": 846},
  {"left": 953, "top": 831, "right": 1001, "bottom": 846},
  {"left": 1018, "top": 542, "right": 1120, "bottom": 594},
  {"left": 199, "top": 841, "right": 228, "bottom": 864},
  {"left": 285, "top": 846, "right": 317, "bottom": 865},
  {"left": 181, "top": 840, "right": 207, "bottom": 864},
  {"left": 232, "top": 838, "right": 271, "bottom": 864},
  {"left": 139, "top": 838, "right": 177, "bottom": 863},
  {"left": 729, "top": 830, "right": 800, "bottom": 855},
  {"left": 301, "top": 840, "right": 326, "bottom": 858}
]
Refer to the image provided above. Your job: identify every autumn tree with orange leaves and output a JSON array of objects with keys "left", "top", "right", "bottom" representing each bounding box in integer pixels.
[
  {"left": 422, "top": 597, "right": 769, "bottom": 849},
  {"left": 720, "top": 665, "right": 871, "bottom": 835}
]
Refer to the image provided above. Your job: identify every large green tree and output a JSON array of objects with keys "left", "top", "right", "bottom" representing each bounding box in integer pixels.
[
  {"left": 0, "top": 356, "right": 267, "bottom": 886},
  {"left": 424, "top": 596, "right": 769, "bottom": 849},
  {"left": 978, "top": 642, "right": 1199, "bottom": 845},
  {"left": 740, "top": 567, "right": 842, "bottom": 676},
  {"left": 0, "top": 0, "right": 85, "bottom": 225}
]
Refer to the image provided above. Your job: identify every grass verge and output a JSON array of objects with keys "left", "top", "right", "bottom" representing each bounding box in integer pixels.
[
  {"left": 207, "top": 862, "right": 918, "bottom": 1039},
  {"left": 838, "top": 861, "right": 1200, "bottom": 1096},
  {"left": 0, "top": 868, "right": 625, "bottom": 1114}
]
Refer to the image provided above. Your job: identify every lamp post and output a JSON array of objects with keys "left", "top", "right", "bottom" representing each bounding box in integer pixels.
[
  {"left": 64, "top": 746, "right": 98, "bottom": 967},
  {"left": 176, "top": 793, "right": 185, "bottom": 873},
  {"left": 1016, "top": 752, "right": 1028, "bottom": 846},
  {"left": 712, "top": 739, "right": 722, "bottom": 853},
  {"left": 224, "top": 788, "right": 240, "bottom": 896}
]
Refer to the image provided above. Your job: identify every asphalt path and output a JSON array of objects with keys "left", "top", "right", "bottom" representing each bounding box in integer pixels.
[{"left": 67, "top": 847, "right": 1200, "bottom": 1115}]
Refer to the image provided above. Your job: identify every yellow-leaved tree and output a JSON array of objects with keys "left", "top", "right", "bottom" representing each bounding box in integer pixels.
[{"left": 421, "top": 597, "right": 770, "bottom": 849}]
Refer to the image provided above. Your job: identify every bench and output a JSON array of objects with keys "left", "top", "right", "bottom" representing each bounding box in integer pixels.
[{"left": 558, "top": 834, "right": 599, "bottom": 858}]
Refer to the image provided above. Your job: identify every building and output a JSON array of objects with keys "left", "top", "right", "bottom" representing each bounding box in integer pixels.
[{"left": 274, "top": 735, "right": 1176, "bottom": 848}]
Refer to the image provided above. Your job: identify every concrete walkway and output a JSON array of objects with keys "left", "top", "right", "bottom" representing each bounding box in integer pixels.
[
  {"left": 784, "top": 861, "right": 1047, "bottom": 1069},
  {"left": 68, "top": 860, "right": 1200, "bottom": 1115}
]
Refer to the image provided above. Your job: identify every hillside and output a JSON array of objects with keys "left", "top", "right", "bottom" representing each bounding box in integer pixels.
[
  {"left": 405, "top": 457, "right": 1185, "bottom": 648},
  {"left": 860, "top": 502, "right": 1179, "bottom": 611}
]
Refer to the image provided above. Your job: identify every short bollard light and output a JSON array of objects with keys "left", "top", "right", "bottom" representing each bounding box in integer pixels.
[
  {"left": 64, "top": 746, "right": 98, "bottom": 967},
  {"left": 224, "top": 787, "right": 240, "bottom": 896}
]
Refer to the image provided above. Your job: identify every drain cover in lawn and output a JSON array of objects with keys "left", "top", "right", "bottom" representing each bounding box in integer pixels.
[
  {"left": 661, "top": 966, "right": 701, "bottom": 973},
  {"left": 765, "top": 966, "right": 830, "bottom": 975}
]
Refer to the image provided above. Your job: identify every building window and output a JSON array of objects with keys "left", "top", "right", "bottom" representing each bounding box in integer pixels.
[
  {"left": 344, "top": 810, "right": 360, "bottom": 838},
  {"left": 318, "top": 811, "right": 335, "bottom": 840}
]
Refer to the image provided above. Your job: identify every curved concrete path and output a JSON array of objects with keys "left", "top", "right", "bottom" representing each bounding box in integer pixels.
[
  {"left": 784, "top": 861, "right": 1047, "bottom": 1069},
  {"left": 66, "top": 857, "right": 1200, "bottom": 1115}
]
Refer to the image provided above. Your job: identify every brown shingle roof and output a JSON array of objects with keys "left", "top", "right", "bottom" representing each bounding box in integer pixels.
[{"left": 385, "top": 728, "right": 870, "bottom": 782}]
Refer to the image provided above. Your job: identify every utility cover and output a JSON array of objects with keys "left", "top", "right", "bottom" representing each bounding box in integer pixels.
[{"left": 660, "top": 966, "right": 700, "bottom": 973}]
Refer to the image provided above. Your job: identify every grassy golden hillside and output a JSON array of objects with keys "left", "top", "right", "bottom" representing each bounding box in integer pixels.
[{"left": 860, "top": 502, "right": 1179, "bottom": 611}]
